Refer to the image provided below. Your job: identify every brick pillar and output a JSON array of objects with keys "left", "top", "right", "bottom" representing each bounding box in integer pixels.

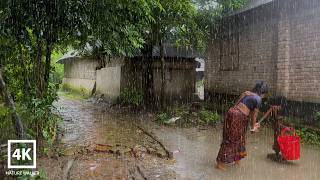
[{"left": 276, "top": 15, "right": 290, "bottom": 97}]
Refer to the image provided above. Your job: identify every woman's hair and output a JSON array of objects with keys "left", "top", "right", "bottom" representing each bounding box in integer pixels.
[{"left": 252, "top": 81, "right": 269, "bottom": 95}]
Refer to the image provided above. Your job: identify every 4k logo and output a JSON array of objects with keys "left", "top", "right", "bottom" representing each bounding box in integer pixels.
[{"left": 8, "top": 140, "right": 36, "bottom": 169}]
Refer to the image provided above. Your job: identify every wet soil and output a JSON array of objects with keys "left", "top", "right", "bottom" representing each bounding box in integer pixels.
[{"left": 38, "top": 97, "right": 176, "bottom": 180}]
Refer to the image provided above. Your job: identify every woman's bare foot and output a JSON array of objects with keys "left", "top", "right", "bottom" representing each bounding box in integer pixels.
[{"left": 215, "top": 161, "right": 226, "bottom": 171}]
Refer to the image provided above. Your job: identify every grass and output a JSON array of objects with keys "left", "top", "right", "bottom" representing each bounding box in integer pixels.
[{"left": 57, "top": 89, "right": 90, "bottom": 100}]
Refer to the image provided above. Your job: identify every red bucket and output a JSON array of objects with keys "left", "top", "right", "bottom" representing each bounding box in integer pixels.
[{"left": 277, "top": 127, "right": 301, "bottom": 160}]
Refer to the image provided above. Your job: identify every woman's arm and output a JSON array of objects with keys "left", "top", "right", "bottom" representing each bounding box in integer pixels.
[{"left": 251, "top": 108, "right": 259, "bottom": 128}]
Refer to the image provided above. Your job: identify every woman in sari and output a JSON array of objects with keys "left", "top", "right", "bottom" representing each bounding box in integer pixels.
[{"left": 216, "top": 81, "right": 269, "bottom": 170}]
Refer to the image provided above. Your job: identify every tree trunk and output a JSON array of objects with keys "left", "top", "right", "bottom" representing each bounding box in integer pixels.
[
  {"left": 44, "top": 42, "right": 53, "bottom": 91},
  {"left": 17, "top": 44, "right": 32, "bottom": 96},
  {"left": 0, "top": 69, "right": 25, "bottom": 138},
  {"left": 159, "top": 41, "right": 166, "bottom": 110},
  {"left": 35, "top": 41, "right": 44, "bottom": 97},
  {"left": 142, "top": 45, "right": 154, "bottom": 109}
]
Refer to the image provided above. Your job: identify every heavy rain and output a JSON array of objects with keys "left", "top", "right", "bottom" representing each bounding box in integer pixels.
[{"left": 1, "top": 0, "right": 320, "bottom": 179}]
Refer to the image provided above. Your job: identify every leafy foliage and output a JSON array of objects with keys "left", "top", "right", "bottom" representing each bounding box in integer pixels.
[
  {"left": 0, "top": 0, "right": 155, "bottom": 144},
  {"left": 51, "top": 51, "right": 64, "bottom": 84},
  {"left": 118, "top": 88, "right": 143, "bottom": 107},
  {"left": 75, "top": 0, "right": 157, "bottom": 57},
  {"left": 199, "top": 109, "right": 221, "bottom": 123},
  {"left": 156, "top": 112, "right": 171, "bottom": 122},
  {"left": 315, "top": 112, "right": 320, "bottom": 122},
  {"left": 0, "top": 0, "right": 248, "bottom": 148},
  {"left": 296, "top": 128, "right": 320, "bottom": 146}
]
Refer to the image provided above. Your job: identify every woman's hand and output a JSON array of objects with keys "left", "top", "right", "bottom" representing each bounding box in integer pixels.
[{"left": 250, "top": 123, "right": 260, "bottom": 132}]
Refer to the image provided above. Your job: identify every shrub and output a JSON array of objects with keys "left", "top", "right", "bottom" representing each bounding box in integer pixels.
[
  {"left": 0, "top": 106, "right": 15, "bottom": 143},
  {"left": 172, "top": 106, "right": 189, "bottom": 118},
  {"left": 315, "top": 112, "right": 320, "bottom": 121},
  {"left": 156, "top": 112, "right": 170, "bottom": 122},
  {"left": 296, "top": 128, "right": 320, "bottom": 146},
  {"left": 199, "top": 109, "right": 221, "bottom": 123},
  {"left": 118, "top": 88, "right": 143, "bottom": 107}
]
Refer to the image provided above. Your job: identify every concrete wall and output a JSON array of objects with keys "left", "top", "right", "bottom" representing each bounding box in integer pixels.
[
  {"left": 62, "top": 58, "right": 101, "bottom": 94},
  {"left": 153, "top": 60, "right": 196, "bottom": 102},
  {"left": 206, "top": 0, "right": 320, "bottom": 104},
  {"left": 120, "top": 58, "right": 144, "bottom": 94},
  {"left": 120, "top": 58, "right": 197, "bottom": 103},
  {"left": 96, "top": 66, "right": 122, "bottom": 100},
  {"left": 62, "top": 56, "right": 196, "bottom": 103}
]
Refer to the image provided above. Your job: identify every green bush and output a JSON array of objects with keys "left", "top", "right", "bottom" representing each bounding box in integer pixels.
[
  {"left": 199, "top": 109, "right": 221, "bottom": 123},
  {"left": 0, "top": 106, "right": 15, "bottom": 143},
  {"left": 118, "top": 88, "right": 143, "bottom": 107},
  {"left": 315, "top": 112, "right": 320, "bottom": 121},
  {"left": 172, "top": 106, "right": 189, "bottom": 118},
  {"left": 296, "top": 128, "right": 320, "bottom": 146},
  {"left": 156, "top": 112, "right": 170, "bottom": 122},
  {"left": 50, "top": 51, "right": 64, "bottom": 84}
]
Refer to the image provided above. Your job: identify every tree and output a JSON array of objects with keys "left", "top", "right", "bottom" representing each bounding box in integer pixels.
[
  {"left": 141, "top": 0, "right": 205, "bottom": 109},
  {"left": 81, "top": 0, "right": 156, "bottom": 57},
  {"left": 139, "top": 0, "right": 247, "bottom": 109},
  {"left": 194, "top": 0, "right": 247, "bottom": 40},
  {"left": 0, "top": 0, "right": 155, "bottom": 139}
]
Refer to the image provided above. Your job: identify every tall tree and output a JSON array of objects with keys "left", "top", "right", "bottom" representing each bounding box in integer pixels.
[
  {"left": 0, "top": 0, "right": 155, "bottom": 138},
  {"left": 141, "top": 0, "right": 205, "bottom": 109}
]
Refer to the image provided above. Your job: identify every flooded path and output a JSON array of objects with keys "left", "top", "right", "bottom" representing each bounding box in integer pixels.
[
  {"left": 40, "top": 97, "right": 320, "bottom": 180},
  {"left": 146, "top": 125, "right": 320, "bottom": 180}
]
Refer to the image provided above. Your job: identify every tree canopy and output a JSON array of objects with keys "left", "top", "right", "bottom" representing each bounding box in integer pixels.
[{"left": 0, "top": 0, "right": 246, "bottom": 139}]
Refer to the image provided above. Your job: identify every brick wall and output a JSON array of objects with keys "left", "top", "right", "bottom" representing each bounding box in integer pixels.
[{"left": 206, "top": 0, "right": 320, "bottom": 104}]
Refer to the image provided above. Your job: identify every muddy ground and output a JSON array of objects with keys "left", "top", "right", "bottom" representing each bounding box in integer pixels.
[{"left": 36, "top": 97, "right": 320, "bottom": 180}]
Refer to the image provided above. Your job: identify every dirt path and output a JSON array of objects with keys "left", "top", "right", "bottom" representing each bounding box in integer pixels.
[
  {"left": 38, "top": 97, "right": 176, "bottom": 180},
  {"left": 39, "top": 97, "right": 320, "bottom": 180}
]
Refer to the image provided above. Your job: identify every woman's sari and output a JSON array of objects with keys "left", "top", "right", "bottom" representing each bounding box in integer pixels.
[{"left": 216, "top": 106, "right": 249, "bottom": 163}]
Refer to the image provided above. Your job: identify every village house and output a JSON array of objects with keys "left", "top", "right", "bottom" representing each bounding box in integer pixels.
[
  {"left": 58, "top": 44, "right": 200, "bottom": 103},
  {"left": 205, "top": 0, "right": 320, "bottom": 118}
]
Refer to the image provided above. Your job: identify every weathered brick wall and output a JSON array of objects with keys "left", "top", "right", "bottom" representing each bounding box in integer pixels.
[
  {"left": 206, "top": 3, "right": 278, "bottom": 96},
  {"left": 206, "top": 0, "right": 320, "bottom": 104},
  {"left": 279, "top": 2, "right": 320, "bottom": 103}
]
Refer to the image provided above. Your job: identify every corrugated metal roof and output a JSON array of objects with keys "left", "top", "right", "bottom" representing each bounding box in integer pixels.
[
  {"left": 58, "top": 43, "right": 203, "bottom": 64},
  {"left": 151, "top": 43, "right": 203, "bottom": 59},
  {"left": 232, "top": 0, "right": 274, "bottom": 15},
  {"left": 57, "top": 50, "right": 80, "bottom": 63},
  {"left": 245, "top": 0, "right": 274, "bottom": 10}
]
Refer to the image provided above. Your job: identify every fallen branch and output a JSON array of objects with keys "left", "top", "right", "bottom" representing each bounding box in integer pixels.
[{"left": 134, "top": 124, "right": 172, "bottom": 159}]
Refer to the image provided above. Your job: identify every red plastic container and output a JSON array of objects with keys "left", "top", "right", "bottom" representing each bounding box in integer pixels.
[{"left": 277, "top": 127, "right": 301, "bottom": 160}]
